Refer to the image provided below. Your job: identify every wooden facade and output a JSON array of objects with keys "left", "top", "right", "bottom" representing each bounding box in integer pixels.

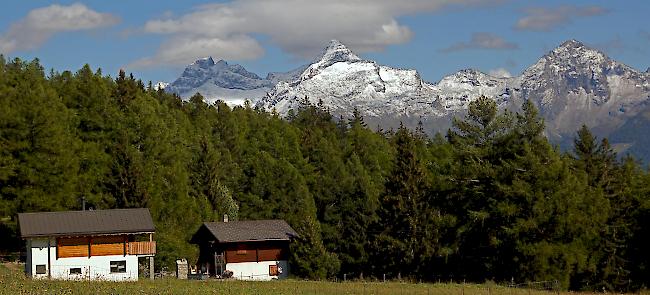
[
  {"left": 191, "top": 219, "right": 298, "bottom": 279},
  {"left": 56, "top": 235, "right": 156, "bottom": 258},
  {"left": 195, "top": 240, "right": 290, "bottom": 276},
  {"left": 222, "top": 241, "right": 289, "bottom": 264}
]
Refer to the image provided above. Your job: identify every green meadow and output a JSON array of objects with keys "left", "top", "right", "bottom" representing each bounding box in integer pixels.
[{"left": 2, "top": 263, "right": 645, "bottom": 295}]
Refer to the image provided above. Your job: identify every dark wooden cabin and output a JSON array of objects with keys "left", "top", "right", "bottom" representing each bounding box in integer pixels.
[{"left": 190, "top": 219, "right": 298, "bottom": 280}]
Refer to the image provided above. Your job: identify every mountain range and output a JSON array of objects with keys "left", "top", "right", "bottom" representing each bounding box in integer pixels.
[{"left": 162, "top": 39, "right": 650, "bottom": 162}]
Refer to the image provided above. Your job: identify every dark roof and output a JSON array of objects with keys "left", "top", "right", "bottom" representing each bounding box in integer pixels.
[
  {"left": 193, "top": 220, "right": 298, "bottom": 243},
  {"left": 18, "top": 208, "right": 155, "bottom": 238}
]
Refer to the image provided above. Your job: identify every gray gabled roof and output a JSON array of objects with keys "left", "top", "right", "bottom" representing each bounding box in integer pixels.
[
  {"left": 18, "top": 208, "right": 155, "bottom": 238},
  {"left": 196, "top": 220, "right": 298, "bottom": 243}
]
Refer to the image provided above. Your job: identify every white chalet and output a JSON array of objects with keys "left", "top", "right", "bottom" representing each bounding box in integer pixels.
[{"left": 18, "top": 208, "right": 156, "bottom": 281}]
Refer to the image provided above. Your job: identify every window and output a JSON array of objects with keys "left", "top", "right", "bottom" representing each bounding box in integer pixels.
[
  {"left": 69, "top": 268, "right": 82, "bottom": 275},
  {"left": 35, "top": 265, "right": 46, "bottom": 274},
  {"left": 269, "top": 265, "right": 279, "bottom": 276},
  {"left": 236, "top": 249, "right": 247, "bottom": 255},
  {"left": 110, "top": 260, "right": 126, "bottom": 273}
]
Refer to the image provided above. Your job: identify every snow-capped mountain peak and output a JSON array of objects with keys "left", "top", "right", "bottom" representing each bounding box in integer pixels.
[
  {"left": 318, "top": 39, "right": 361, "bottom": 64},
  {"left": 301, "top": 40, "right": 362, "bottom": 80},
  {"left": 521, "top": 40, "right": 644, "bottom": 107},
  {"left": 258, "top": 39, "right": 437, "bottom": 119},
  {"left": 549, "top": 39, "right": 608, "bottom": 67},
  {"left": 164, "top": 38, "right": 650, "bottom": 162},
  {"left": 164, "top": 55, "right": 308, "bottom": 107},
  {"left": 191, "top": 56, "right": 216, "bottom": 68}
]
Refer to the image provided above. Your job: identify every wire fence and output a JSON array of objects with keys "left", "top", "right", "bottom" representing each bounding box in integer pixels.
[{"left": 508, "top": 280, "right": 560, "bottom": 292}]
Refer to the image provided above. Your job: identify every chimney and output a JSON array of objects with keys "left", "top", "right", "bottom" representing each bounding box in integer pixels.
[{"left": 223, "top": 214, "right": 229, "bottom": 223}]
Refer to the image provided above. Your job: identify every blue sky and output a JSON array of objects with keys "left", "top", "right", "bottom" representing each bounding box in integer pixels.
[{"left": 1, "top": 1, "right": 648, "bottom": 84}]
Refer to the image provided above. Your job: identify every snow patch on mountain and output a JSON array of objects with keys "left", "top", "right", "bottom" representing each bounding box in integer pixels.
[{"left": 153, "top": 82, "right": 169, "bottom": 91}]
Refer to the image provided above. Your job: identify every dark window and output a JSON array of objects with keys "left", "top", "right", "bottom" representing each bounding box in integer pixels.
[
  {"left": 110, "top": 260, "right": 126, "bottom": 273},
  {"left": 269, "top": 265, "right": 279, "bottom": 276},
  {"left": 35, "top": 265, "right": 46, "bottom": 274},
  {"left": 70, "top": 268, "right": 82, "bottom": 275}
]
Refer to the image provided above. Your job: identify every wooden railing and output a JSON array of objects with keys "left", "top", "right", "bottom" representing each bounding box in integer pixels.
[{"left": 128, "top": 241, "right": 156, "bottom": 255}]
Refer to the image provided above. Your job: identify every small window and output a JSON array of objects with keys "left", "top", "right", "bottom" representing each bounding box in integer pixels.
[
  {"left": 236, "top": 249, "right": 247, "bottom": 255},
  {"left": 110, "top": 260, "right": 126, "bottom": 273},
  {"left": 35, "top": 265, "right": 46, "bottom": 274},
  {"left": 69, "top": 268, "right": 82, "bottom": 275},
  {"left": 269, "top": 265, "right": 279, "bottom": 276}
]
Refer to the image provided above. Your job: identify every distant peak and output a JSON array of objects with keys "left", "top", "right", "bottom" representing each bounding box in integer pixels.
[
  {"left": 310, "top": 39, "right": 361, "bottom": 69},
  {"left": 323, "top": 39, "right": 360, "bottom": 60},
  {"left": 191, "top": 56, "right": 216, "bottom": 67},
  {"left": 551, "top": 39, "right": 601, "bottom": 55},
  {"left": 559, "top": 39, "right": 584, "bottom": 48},
  {"left": 457, "top": 69, "right": 482, "bottom": 75},
  {"left": 546, "top": 39, "right": 607, "bottom": 63},
  {"left": 325, "top": 39, "right": 347, "bottom": 51}
]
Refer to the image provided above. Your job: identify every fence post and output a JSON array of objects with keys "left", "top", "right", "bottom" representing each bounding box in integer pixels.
[
  {"left": 344, "top": 273, "right": 346, "bottom": 282},
  {"left": 383, "top": 273, "right": 386, "bottom": 283}
]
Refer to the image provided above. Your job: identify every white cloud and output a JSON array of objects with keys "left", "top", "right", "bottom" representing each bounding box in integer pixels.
[
  {"left": 488, "top": 68, "right": 512, "bottom": 78},
  {"left": 129, "top": 35, "right": 264, "bottom": 68},
  {"left": 441, "top": 32, "right": 518, "bottom": 52},
  {"left": 130, "top": 0, "right": 503, "bottom": 68},
  {"left": 515, "top": 5, "right": 607, "bottom": 32},
  {"left": 0, "top": 3, "right": 119, "bottom": 54}
]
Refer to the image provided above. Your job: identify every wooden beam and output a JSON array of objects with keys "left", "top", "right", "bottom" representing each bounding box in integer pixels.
[
  {"left": 88, "top": 237, "right": 91, "bottom": 258},
  {"left": 150, "top": 230, "right": 154, "bottom": 280},
  {"left": 47, "top": 238, "right": 51, "bottom": 279}
]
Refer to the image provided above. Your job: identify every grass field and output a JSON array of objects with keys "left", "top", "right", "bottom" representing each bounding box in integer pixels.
[{"left": 0, "top": 263, "right": 645, "bottom": 295}]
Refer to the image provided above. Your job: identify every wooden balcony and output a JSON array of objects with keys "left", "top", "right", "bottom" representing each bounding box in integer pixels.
[{"left": 128, "top": 241, "right": 156, "bottom": 256}]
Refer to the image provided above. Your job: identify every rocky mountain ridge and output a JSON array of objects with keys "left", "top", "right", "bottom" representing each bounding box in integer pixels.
[
  {"left": 163, "top": 39, "right": 650, "bottom": 161},
  {"left": 165, "top": 57, "right": 303, "bottom": 106}
]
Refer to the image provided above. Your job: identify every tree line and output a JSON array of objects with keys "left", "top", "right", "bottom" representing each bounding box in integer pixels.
[{"left": 1, "top": 57, "right": 649, "bottom": 291}]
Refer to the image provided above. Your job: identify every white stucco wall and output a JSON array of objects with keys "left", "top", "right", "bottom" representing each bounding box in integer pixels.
[
  {"left": 227, "top": 260, "right": 289, "bottom": 281},
  {"left": 27, "top": 238, "right": 139, "bottom": 281}
]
